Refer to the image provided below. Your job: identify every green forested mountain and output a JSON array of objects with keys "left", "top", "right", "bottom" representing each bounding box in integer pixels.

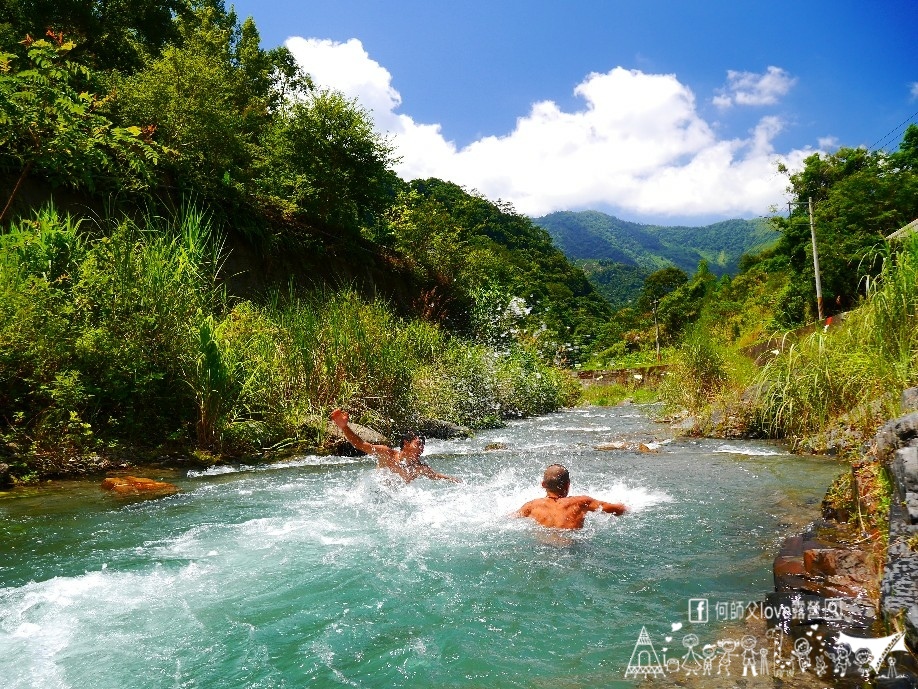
[
  {"left": 576, "top": 260, "right": 649, "bottom": 308},
  {"left": 534, "top": 210, "right": 777, "bottom": 275}
]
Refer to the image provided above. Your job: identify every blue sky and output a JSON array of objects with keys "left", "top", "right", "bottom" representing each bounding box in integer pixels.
[{"left": 228, "top": 0, "right": 917, "bottom": 224}]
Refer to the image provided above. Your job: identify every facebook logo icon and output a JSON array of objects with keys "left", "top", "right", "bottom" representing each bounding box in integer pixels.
[{"left": 688, "top": 598, "right": 709, "bottom": 623}]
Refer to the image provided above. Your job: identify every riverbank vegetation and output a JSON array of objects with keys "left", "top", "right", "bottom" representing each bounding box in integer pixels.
[
  {"left": 2, "top": 1, "right": 918, "bottom": 490},
  {"left": 0, "top": 3, "right": 595, "bottom": 482},
  {"left": 0, "top": 202, "right": 579, "bottom": 481},
  {"left": 655, "top": 134, "right": 918, "bottom": 452}
]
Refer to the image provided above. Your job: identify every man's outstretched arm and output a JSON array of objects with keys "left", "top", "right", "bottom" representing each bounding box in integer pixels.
[
  {"left": 330, "top": 409, "right": 396, "bottom": 459},
  {"left": 414, "top": 464, "right": 462, "bottom": 483},
  {"left": 589, "top": 498, "right": 626, "bottom": 516}
]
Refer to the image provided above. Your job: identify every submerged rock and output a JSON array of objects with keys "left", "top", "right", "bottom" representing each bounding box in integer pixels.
[
  {"left": 595, "top": 441, "right": 628, "bottom": 451},
  {"left": 101, "top": 475, "right": 179, "bottom": 496}
]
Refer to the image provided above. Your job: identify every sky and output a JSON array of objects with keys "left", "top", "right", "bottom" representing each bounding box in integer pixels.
[{"left": 227, "top": 0, "right": 918, "bottom": 225}]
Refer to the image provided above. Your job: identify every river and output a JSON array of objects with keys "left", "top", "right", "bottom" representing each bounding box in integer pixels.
[{"left": 0, "top": 404, "right": 842, "bottom": 688}]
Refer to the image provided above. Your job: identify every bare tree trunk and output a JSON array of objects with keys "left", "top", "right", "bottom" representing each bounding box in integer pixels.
[{"left": 0, "top": 161, "right": 33, "bottom": 226}]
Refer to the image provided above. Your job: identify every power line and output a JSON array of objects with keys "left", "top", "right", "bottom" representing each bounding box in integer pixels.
[{"left": 869, "top": 108, "right": 918, "bottom": 151}]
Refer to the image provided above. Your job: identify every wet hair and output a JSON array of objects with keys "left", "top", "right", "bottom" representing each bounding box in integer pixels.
[
  {"left": 542, "top": 464, "right": 570, "bottom": 495},
  {"left": 398, "top": 432, "right": 425, "bottom": 450}
]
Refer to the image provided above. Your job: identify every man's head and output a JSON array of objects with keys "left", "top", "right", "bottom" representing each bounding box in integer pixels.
[
  {"left": 399, "top": 432, "right": 426, "bottom": 459},
  {"left": 542, "top": 464, "right": 570, "bottom": 497}
]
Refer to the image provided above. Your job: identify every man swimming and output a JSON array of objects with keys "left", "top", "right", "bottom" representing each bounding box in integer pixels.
[
  {"left": 515, "top": 464, "right": 626, "bottom": 529},
  {"left": 329, "top": 408, "right": 461, "bottom": 483}
]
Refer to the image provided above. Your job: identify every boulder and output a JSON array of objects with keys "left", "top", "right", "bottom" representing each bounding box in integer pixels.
[
  {"left": 484, "top": 442, "right": 508, "bottom": 451},
  {"left": 774, "top": 555, "right": 806, "bottom": 581},
  {"left": 0, "top": 462, "right": 11, "bottom": 488},
  {"left": 903, "top": 387, "right": 918, "bottom": 413},
  {"left": 101, "top": 476, "right": 179, "bottom": 496},
  {"left": 804, "top": 548, "right": 874, "bottom": 580},
  {"left": 326, "top": 421, "right": 389, "bottom": 456},
  {"left": 417, "top": 418, "right": 473, "bottom": 440},
  {"left": 876, "top": 412, "right": 918, "bottom": 461}
]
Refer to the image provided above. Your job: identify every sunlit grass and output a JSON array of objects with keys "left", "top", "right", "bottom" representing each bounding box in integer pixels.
[
  {"left": 754, "top": 235, "right": 918, "bottom": 440},
  {"left": 578, "top": 383, "right": 659, "bottom": 407}
]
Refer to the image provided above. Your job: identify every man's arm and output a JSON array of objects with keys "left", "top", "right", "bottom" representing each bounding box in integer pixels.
[
  {"left": 330, "top": 409, "right": 397, "bottom": 460},
  {"left": 512, "top": 500, "right": 535, "bottom": 518},
  {"left": 586, "top": 497, "right": 626, "bottom": 516},
  {"left": 414, "top": 464, "right": 462, "bottom": 483}
]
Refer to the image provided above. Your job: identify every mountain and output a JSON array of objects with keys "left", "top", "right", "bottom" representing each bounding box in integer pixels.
[
  {"left": 534, "top": 210, "right": 776, "bottom": 274},
  {"left": 532, "top": 210, "right": 778, "bottom": 307}
]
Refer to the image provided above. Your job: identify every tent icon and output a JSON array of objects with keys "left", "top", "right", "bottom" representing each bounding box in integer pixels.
[{"left": 625, "top": 626, "right": 666, "bottom": 679}]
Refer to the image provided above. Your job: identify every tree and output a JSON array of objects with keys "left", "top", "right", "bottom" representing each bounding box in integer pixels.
[
  {"left": 771, "top": 134, "right": 918, "bottom": 324},
  {"left": 636, "top": 266, "right": 688, "bottom": 313},
  {"left": 257, "top": 89, "right": 398, "bottom": 234},
  {"left": 0, "top": 0, "right": 189, "bottom": 73},
  {"left": 0, "top": 36, "right": 161, "bottom": 222},
  {"left": 657, "top": 260, "right": 716, "bottom": 341},
  {"left": 112, "top": 2, "right": 309, "bottom": 203}
]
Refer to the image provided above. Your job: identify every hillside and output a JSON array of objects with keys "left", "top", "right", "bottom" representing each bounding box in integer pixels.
[{"left": 534, "top": 210, "right": 776, "bottom": 274}]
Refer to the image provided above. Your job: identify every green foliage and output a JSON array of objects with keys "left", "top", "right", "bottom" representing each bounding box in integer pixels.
[
  {"left": 1, "top": 0, "right": 187, "bottom": 72},
  {"left": 577, "top": 259, "right": 648, "bottom": 308},
  {"left": 579, "top": 383, "right": 659, "bottom": 407},
  {"left": 0, "top": 37, "right": 162, "bottom": 212},
  {"left": 753, "top": 234, "right": 918, "bottom": 439},
  {"left": 194, "top": 315, "right": 234, "bottom": 449},
  {"left": 660, "top": 327, "right": 729, "bottom": 414},
  {"left": 110, "top": 4, "right": 305, "bottom": 202},
  {"left": 656, "top": 260, "right": 716, "bottom": 341},
  {"left": 0, "top": 203, "right": 221, "bottom": 453},
  {"left": 771, "top": 132, "right": 918, "bottom": 325},
  {"left": 535, "top": 210, "right": 775, "bottom": 277},
  {"left": 396, "top": 179, "right": 613, "bottom": 363},
  {"left": 257, "top": 90, "right": 398, "bottom": 234},
  {"left": 636, "top": 266, "right": 688, "bottom": 313},
  {"left": 693, "top": 261, "right": 791, "bottom": 347}
]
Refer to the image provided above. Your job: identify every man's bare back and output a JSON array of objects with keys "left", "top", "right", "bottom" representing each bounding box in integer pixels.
[
  {"left": 518, "top": 495, "right": 625, "bottom": 529},
  {"left": 516, "top": 464, "right": 626, "bottom": 529}
]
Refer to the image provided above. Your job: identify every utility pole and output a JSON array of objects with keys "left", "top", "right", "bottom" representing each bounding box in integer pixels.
[
  {"left": 653, "top": 300, "right": 660, "bottom": 362},
  {"left": 808, "top": 196, "right": 824, "bottom": 321},
  {"left": 787, "top": 197, "right": 825, "bottom": 322}
]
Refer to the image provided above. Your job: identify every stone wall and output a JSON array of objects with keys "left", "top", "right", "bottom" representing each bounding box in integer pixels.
[
  {"left": 880, "top": 408, "right": 918, "bottom": 650},
  {"left": 764, "top": 390, "right": 918, "bottom": 686}
]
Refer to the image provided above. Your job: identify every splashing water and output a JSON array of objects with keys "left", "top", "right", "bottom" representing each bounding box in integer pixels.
[{"left": 0, "top": 406, "right": 842, "bottom": 688}]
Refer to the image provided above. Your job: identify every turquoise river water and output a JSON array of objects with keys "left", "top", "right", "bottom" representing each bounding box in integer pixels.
[{"left": 0, "top": 405, "right": 843, "bottom": 688}]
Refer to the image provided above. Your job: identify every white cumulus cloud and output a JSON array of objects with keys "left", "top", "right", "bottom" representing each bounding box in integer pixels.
[
  {"left": 286, "top": 38, "right": 812, "bottom": 219},
  {"left": 714, "top": 66, "right": 797, "bottom": 108}
]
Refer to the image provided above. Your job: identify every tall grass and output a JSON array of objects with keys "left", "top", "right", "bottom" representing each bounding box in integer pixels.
[
  {"left": 0, "top": 203, "right": 223, "bottom": 455},
  {"left": 659, "top": 326, "right": 754, "bottom": 415},
  {"left": 0, "top": 202, "right": 579, "bottom": 468},
  {"left": 211, "top": 292, "right": 576, "bottom": 451},
  {"left": 754, "top": 235, "right": 918, "bottom": 439}
]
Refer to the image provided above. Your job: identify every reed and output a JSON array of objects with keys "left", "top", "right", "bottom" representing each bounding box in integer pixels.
[
  {"left": 659, "top": 326, "right": 729, "bottom": 414},
  {"left": 0, "top": 201, "right": 581, "bottom": 463},
  {"left": 753, "top": 235, "right": 918, "bottom": 440}
]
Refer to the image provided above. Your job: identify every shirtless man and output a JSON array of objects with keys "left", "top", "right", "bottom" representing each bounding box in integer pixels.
[
  {"left": 330, "top": 408, "right": 461, "bottom": 483},
  {"left": 515, "top": 464, "right": 626, "bottom": 529}
]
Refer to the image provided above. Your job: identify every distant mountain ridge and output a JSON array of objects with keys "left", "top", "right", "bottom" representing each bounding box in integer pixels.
[
  {"left": 532, "top": 210, "right": 777, "bottom": 307},
  {"left": 533, "top": 210, "right": 775, "bottom": 276}
]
